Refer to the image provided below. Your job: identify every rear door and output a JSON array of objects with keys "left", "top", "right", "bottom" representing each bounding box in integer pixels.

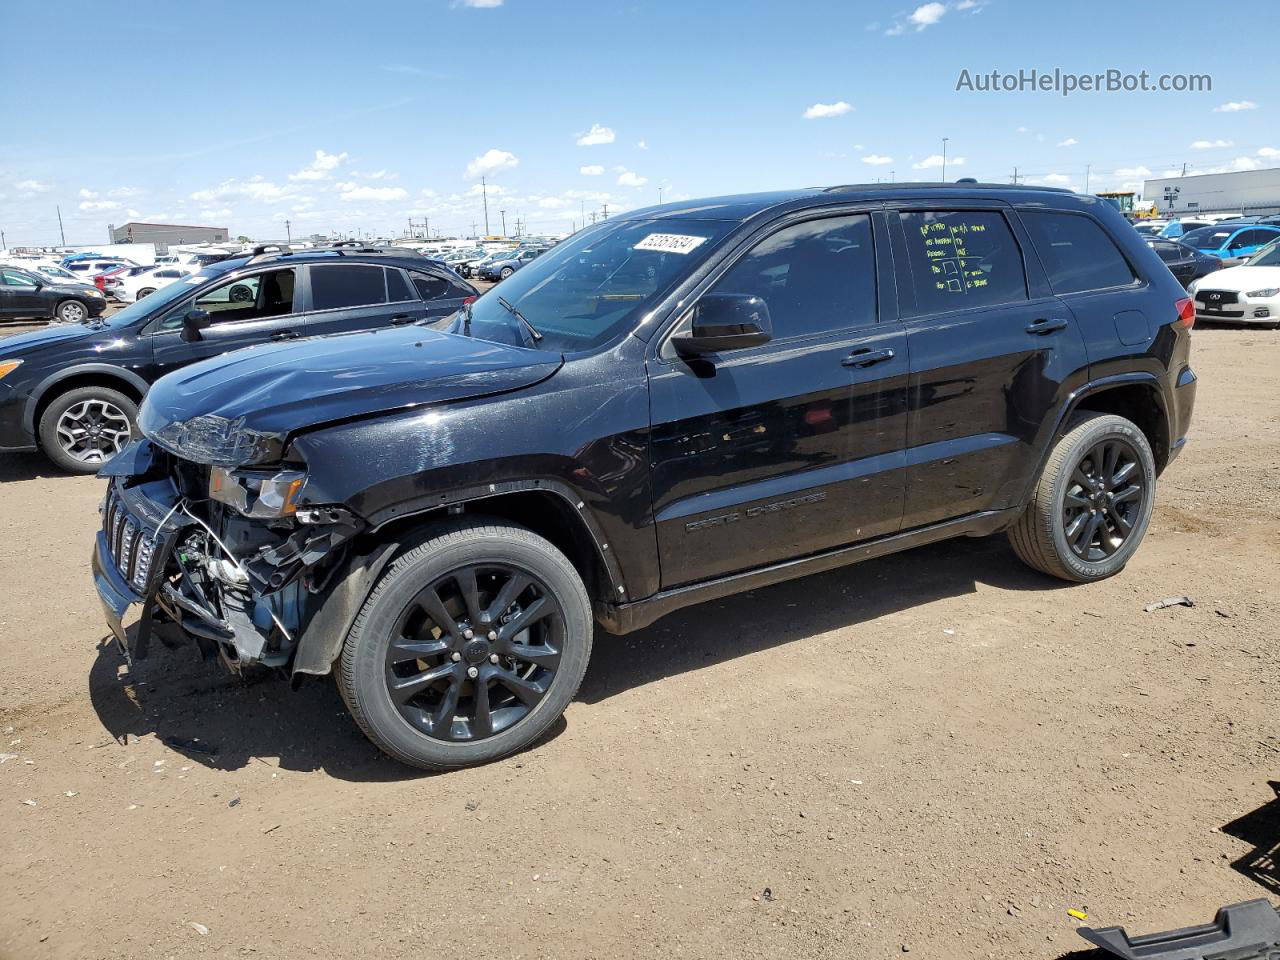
[
  {"left": 303, "top": 263, "right": 423, "bottom": 336},
  {"left": 648, "top": 209, "right": 910, "bottom": 588},
  {"left": 407, "top": 268, "right": 473, "bottom": 322},
  {"left": 1150, "top": 240, "right": 1195, "bottom": 286},
  {"left": 891, "top": 204, "right": 1090, "bottom": 529},
  {"left": 0, "top": 268, "right": 49, "bottom": 318},
  {"left": 149, "top": 266, "right": 305, "bottom": 378}
]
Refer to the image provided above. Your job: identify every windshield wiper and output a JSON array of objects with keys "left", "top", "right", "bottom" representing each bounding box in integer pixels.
[{"left": 496, "top": 296, "right": 543, "bottom": 344}]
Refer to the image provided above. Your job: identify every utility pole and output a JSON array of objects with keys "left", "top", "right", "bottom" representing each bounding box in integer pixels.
[
  {"left": 1181, "top": 162, "right": 1188, "bottom": 176},
  {"left": 1010, "top": 167, "right": 1020, "bottom": 185},
  {"left": 602, "top": 203, "right": 609, "bottom": 219},
  {"left": 1084, "top": 164, "right": 1091, "bottom": 193},
  {"left": 499, "top": 209, "right": 507, "bottom": 236},
  {"left": 481, "top": 176, "right": 490, "bottom": 235},
  {"left": 890, "top": 169, "right": 895, "bottom": 182},
  {"left": 658, "top": 186, "right": 664, "bottom": 204},
  {"left": 470, "top": 220, "right": 478, "bottom": 239},
  {"left": 941, "top": 138, "right": 949, "bottom": 181},
  {"left": 57, "top": 205, "right": 66, "bottom": 246},
  {"left": 285, "top": 219, "right": 292, "bottom": 242}
]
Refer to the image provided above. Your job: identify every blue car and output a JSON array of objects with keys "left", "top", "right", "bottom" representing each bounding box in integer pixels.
[
  {"left": 477, "top": 247, "right": 546, "bottom": 282},
  {"left": 1178, "top": 224, "right": 1280, "bottom": 260}
]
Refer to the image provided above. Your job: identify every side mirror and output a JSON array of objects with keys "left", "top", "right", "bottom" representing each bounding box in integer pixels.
[
  {"left": 180, "top": 308, "right": 211, "bottom": 342},
  {"left": 672, "top": 293, "right": 773, "bottom": 356}
]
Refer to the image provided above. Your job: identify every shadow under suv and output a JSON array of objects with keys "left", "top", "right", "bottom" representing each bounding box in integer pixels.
[
  {"left": 0, "top": 246, "right": 477, "bottom": 472},
  {"left": 91, "top": 183, "right": 1197, "bottom": 769}
]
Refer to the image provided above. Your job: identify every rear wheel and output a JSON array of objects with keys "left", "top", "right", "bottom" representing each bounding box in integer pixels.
[
  {"left": 136, "top": 287, "right": 156, "bottom": 300},
  {"left": 1009, "top": 413, "right": 1156, "bottom": 582},
  {"left": 337, "top": 519, "right": 593, "bottom": 770},
  {"left": 38, "top": 385, "right": 137, "bottom": 474}
]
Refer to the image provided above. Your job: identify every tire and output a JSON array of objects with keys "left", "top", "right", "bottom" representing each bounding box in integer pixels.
[
  {"left": 337, "top": 518, "right": 593, "bottom": 770},
  {"left": 55, "top": 299, "right": 88, "bottom": 323},
  {"left": 1009, "top": 413, "right": 1156, "bottom": 583},
  {"left": 229, "top": 284, "right": 253, "bottom": 303},
  {"left": 38, "top": 385, "right": 138, "bottom": 474},
  {"left": 136, "top": 287, "right": 156, "bottom": 300},
  {"left": 500, "top": 267, "right": 514, "bottom": 280}
]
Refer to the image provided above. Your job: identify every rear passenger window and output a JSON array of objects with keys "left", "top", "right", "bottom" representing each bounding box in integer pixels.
[
  {"left": 310, "top": 264, "right": 388, "bottom": 311},
  {"left": 1020, "top": 211, "right": 1136, "bottom": 294},
  {"left": 386, "top": 268, "right": 413, "bottom": 302},
  {"left": 898, "top": 210, "right": 1027, "bottom": 315},
  {"left": 411, "top": 273, "right": 450, "bottom": 301},
  {"left": 711, "top": 213, "right": 877, "bottom": 339}
]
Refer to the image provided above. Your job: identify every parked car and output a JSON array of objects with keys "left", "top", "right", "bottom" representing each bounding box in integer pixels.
[
  {"left": 0, "top": 246, "right": 478, "bottom": 472},
  {"left": 1133, "top": 222, "right": 1165, "bottom": 237},
  {"left": 0, "top": 265, "right": 108, "bottom": 323},
  {"left": 110, "top": 265, "right": 193, "bottom": 304},
  {"left": 1177, "top": 223, "right": 1280, "bottom": 261},
  {"left": 1160, "top": 219, "right": 1211, "bottom": 239},
  {"left": 0, "top": 259, "right": 89, "bottom": 286},
  {"left": 1145, "top": 238, "right": 1222, "bottom": 289},
  {"left": 456, "top": 251, "right": 510, "bottom": 279},
  {"left": 89, "top": 183, "right": 1196, "bottom": 770},
  {"left": 477, "top": 247, "right": 546, "bottom": 281},
  {"left": 1188, "top": 238, "right": 1280, "bottom": 327}
]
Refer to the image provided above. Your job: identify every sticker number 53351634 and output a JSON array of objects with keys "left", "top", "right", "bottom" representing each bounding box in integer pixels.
[{"left": 633, "top": 233, "right": 709, "bottom": 255}]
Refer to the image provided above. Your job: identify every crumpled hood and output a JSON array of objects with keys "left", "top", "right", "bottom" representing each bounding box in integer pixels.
[{"left": 139, "top": 324, "right": 562, "bottom": 457}]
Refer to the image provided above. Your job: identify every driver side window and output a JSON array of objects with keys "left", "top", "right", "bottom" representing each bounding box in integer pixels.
[{"left": 158, "top": 268, "right": 297, "bottom": 330}]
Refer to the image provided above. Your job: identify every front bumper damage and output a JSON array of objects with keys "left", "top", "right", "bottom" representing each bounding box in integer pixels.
[{"left": 93, "top": 441, "right": 363, "bottom": 672}]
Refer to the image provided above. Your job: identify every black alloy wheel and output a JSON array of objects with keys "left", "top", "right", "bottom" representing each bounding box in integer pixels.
[
  {"left": 1060, "top": 438, "right": 1145, "bottom": 562},
  {"left": 384, "top": 563, "right": 563, "bottom": 742}
]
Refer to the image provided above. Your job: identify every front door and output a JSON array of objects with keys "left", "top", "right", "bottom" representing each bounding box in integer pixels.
[
  {"left": 148, "top": 267, "right": 305, "bottom": 378},
  {"left": 890, "top": 206, "right": 1090, "bottom": 529},
  {"left": 648, "top": 211, "right": 910, "bottom": 588},
  {"left": 0, "top": 268, "right": 49, "bottom": 318}
]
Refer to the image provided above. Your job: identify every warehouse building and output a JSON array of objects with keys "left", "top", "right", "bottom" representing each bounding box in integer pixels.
[
  {"left": 1144, "top": 167, "right": 1280, "bottom": 216},
  {"left": 107, "top": 221, "right": 230, "bottom": 252}
]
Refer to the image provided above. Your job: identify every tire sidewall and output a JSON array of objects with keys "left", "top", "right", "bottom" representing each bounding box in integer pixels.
[
  {"left": 500, "top": 267, "right": 513, "bottom": 279},
  {"left": 38, "top": 386, "right": 138, "bottom": 474},
  {"left": 56, "top": 299, "right": 86, "bottom": 323},
  {"left": 344, "top": 530, "right": 592, "bottom": 768},
  {"left": 1047, "top": 417, "right": 1156, "bottom": 580}
]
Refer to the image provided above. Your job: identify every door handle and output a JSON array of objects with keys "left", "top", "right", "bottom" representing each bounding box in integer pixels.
[
  {"left": 271, "top": 330, "right": 299, "bottom": 341},
  {"left": 841, "top": 347, "right": 896, "bottom": 368},
  {"left": 1025, "top": 317, "right": 1069, "bottom": 335},
  {"left": 389, "top": 313, "right": 414, "bottom": 325}
]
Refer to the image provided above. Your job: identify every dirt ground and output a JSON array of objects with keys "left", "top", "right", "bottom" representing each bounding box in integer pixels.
[{"left": 1, "top": 326, "right": 1277, "bottom": 960}]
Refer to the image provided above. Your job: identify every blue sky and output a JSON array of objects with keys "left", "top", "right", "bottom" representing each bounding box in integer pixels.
[{"left": 2, "top": 0, "right": 1276, "bottom": 244}]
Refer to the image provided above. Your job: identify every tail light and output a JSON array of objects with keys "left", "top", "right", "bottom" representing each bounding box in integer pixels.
[
  {"left": 462, "top": 296, "right": 477, "bottom": 306},
  {"left": 1175, "top": 296, "right": 1195, "bottom": 329},
  {"left": 95, "top": 276, "right": 105, "bottom": 291}
]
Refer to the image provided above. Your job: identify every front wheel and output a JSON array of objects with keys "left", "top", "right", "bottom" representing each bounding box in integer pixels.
[
  {"left": 136, "top": 287, "right": 156, "bottom": 300},
  {"left": 499, "top": 267, "right": 514, "bottom": 280},
  {"left": 337, "top": 519, "right": 593, "bottom": 770},
  {"left": 38, "top": 386, "right": 137, "bottom": 474},
  {"left": 55, "top": 299, "right": 87, "bottom": 323},
  {"left": 1009, "top": 413, "right": 1156, "bottom": 582}
]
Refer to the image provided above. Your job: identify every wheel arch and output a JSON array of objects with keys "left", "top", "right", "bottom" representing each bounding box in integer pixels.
[
  {"left": 25, "top": 365, "right": 150, "bottom": 437},
  {"left": 291, "top": 485, "right": 624, "bottom": 679}
]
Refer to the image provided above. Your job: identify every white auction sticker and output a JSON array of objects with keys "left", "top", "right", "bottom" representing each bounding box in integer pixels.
[{"left": 633, "top": 233, "right": 708, "bottom": 255}]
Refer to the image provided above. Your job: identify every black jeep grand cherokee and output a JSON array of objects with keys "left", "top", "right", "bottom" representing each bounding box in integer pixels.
[{"left": 93, "top": 183, "right": 1197, "bottom": 770}]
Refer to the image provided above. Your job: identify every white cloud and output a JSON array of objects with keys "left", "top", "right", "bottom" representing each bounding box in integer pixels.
[
  {"left": 125, "top": 208, "right": 140, "bottom": 218},
  {"left": 1037, "top": 173, "right": 1073, "bottom": 186},
  {"left": 913, "top": 154, "right": 965, "bottom": 169},
  {"left": 108, "top": 186, "right": 143, "bottom": 198},
  {"left": 1113, "top": 165, "right": 1152, "bottom": 178},
  {"left": 199, "top": 207, "right": 233, "bottom": 220},
  {"left": 1190, "top": 139, "right": 1233, "bottom": 149},
  {"left": 1056, "top": 137, "right": 1078, "bottom": 147},
  {"left": 351, "top": 169, "right": 397, "bottom": 180},
  {"left": 637, "top": 140, "right": 649, "bottom": 150},
  {"left": 861, "top": 154, "right": 894, "bottom": 165},
  {"left": 338, "top": 185, "right": 408, "bottom": 202},
  {"left": 191, "top": 178, "right": 291, "bottom": 203},
  {"left": 1258, "top": 146, "right": 1280, "bottom": 158},
  {"left": 617, "top": 170, "right": 648, "bottom": 187},
  {"left": 1213, "top": 100, "right": 1257, "bottom": 113},
  {"left": 576, "top": 124, "right": 616, "bottom": 146},
  {"left": 78, "top": 188, "right": 98, "bottom": 199},
  {"left": 803, "top": 101, "right": 853, "bottom": 119},
  {"left": 465, "top": 148, "right": 520, "bottom": 178},
  {"left": 15, "top": 179, "right": 51, "bottom": 193},
  {"left": 79, "top": 200, "right": 121, "bottom": 212},
  {"left": 910, "top": 2, "right": 947, "bottom": 27},
  {"left": 459, "top": 0, "right": 503, "bottom": 6},
  {"left": 580, "top": 164, "right": 605, "bottom": 176},
  {"left": 289, "top": 149, "right": 348, "bottom": 181}
]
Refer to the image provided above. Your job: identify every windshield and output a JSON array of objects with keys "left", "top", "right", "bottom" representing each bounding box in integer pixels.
[
  {"left": 1180, "top": 227, "right": 1233, "bottom": 250},
  {"left": 94, "top": 270, "right": 215, "bottom": 328},
  {"left": 457, "top": 218, "right": 734, "bottom": 352},
  {"left": 1247, "top": 239, "right": 1280, "bottom": 267}
]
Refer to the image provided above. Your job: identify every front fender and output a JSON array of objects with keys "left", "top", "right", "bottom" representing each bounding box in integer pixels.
[{"left": 24, "top": 363, "right": 151, "bottom": 433}]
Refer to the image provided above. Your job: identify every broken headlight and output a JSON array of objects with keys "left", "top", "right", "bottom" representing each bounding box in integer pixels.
[
  {"left": 145, "top": 414, "right": 282, "bottom": 467},
  {"left": 209, "top": 466, "right": 307, "bottom": 519}
]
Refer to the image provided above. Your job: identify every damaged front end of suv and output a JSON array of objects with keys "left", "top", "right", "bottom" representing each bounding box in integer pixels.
[{"left": 93, "top": 421, "right": 367, "bottom": 676}]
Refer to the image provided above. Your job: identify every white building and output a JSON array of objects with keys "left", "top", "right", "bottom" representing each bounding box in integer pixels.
[{"left": 1144, "top": 167, "right": 1280, "bottom": 216}]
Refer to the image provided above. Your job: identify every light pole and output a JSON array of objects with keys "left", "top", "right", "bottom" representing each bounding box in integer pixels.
[
  {"left": 941, "top": 137, "right": 949, "bottom": 181},
  {"left": 481, "top": 176, "right": 490, "bottom": 235},
  {"left": 499, "top": 209, "right": 507, "bottom": 236},
  {"left": 658, "top": 186, "right": 664, "bottom": 204}
]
